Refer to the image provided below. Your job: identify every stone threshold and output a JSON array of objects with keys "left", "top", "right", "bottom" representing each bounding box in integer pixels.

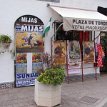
[{"left": 0, "top": 82, "right": 14, "bottom": 89}]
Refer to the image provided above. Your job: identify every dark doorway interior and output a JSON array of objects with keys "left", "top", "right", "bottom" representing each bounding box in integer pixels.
[
  {"left": 97, "top": 6, "right": 107, "bottom": 16},
  {"left": 100, "top": 32, "right": 107, "bottom": 74}
]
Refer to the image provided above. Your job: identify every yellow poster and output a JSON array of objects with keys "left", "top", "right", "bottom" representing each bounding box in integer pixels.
[
  {"left": 16, "top": 53, "right": 27, "bottom": 63},
  {"left": 52, "top": 40, "right": 66, "bottom": 65},
  {"left": 83, "top": 41, "right": 94, "bottom": 63},
  {"left": 32, "top": 53, "right": 42, "bottom": 63},
  {"left": 16, "top": 32, "right": 44, "bottom": 53}
]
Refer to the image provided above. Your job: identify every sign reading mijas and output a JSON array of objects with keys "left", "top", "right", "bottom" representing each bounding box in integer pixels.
[{"left": 15, "top": 15, "right": 44, "bottom": 32}]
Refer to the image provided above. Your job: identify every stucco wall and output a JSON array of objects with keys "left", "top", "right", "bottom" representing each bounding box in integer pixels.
[
  {"left": 60, "top": 0, "right": 107, "bottom": 10},
  {"left": 0, "top": 0, "right": 106, "bottom": 83}
]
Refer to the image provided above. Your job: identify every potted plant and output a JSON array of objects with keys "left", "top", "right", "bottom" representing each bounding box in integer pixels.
[
  {"left": 0, "top": 34, "right": 12, "bottom": 48},
  {"left": 34, "top": 66, "right": 65, "bottom": 107}
]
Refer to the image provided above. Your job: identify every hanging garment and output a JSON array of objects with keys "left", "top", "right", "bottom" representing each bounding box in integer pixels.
[{"left": 97, "top": 44, "right": 105, "bottom": 67}]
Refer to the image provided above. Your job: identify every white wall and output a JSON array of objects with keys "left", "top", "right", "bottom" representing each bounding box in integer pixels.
[
  {"left": 0, "top": 0, "right": 106, "bottom": 83},
  {"left": 0, "top": 0, "right": 61, "bottom": 83},
  {"left": 60, "top": 0, "right": 107, "bottom": 10}
]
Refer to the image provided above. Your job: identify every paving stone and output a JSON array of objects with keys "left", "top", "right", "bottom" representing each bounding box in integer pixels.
[{"left": 0, "top": 75, "right": 107, "bottom": 107}]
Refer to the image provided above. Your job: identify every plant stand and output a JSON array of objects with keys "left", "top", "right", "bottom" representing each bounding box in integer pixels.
[{"left": 34, "top": 79, "right": 61, "bottom": 107}]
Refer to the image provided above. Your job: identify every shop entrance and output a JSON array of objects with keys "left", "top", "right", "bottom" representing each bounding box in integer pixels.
[
  {"left": 51, "top": 22, "right": 97, "bottom": 82},
  {"left": 49, "top": 5, "right": 107, "bottom": 81}
]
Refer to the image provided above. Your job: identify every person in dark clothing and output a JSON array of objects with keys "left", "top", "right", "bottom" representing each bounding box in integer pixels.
[{"left": 28, "top": 34, "right": 33, "bottom": 47}]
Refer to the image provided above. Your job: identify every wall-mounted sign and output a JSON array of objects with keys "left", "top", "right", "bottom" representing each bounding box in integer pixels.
[
  {"left": 16, "top": 72, "right": 38, "bottom": 87},
  {"left": 63, "top": 18, "right": 107, "bottom": 31},
  {"left": 15, "top": 15, "right": 44, "bottom": 53},
  {"left": 15, "top": 15, "right": 44, "bottom": 87}
]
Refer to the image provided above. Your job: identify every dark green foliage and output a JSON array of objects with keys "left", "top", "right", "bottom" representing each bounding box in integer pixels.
[
  {"left": 100, "top": 32, "right": 107, "bottom": 72},
  {"left": 37, "top": 67, "right": 65, "bottom": 86},
  {"left": 0, "top": 34, "right": 12, "bottom": 43},
  {"left": 101, "top": 33, "right": 107, "bottom": 52}
]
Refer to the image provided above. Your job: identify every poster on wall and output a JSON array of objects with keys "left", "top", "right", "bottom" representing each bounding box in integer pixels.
[
  {"left": 15, "top": 15, "right": 44, "bottom": 87},
  {"left": 52, "top": 40, "right": 66, "bottom": 65},
  {"left": 16, "top": 53, "right": 27, "bottom": 73},
  {"left": 16, "top": 32, "right": 44, "bottom": 53},
  {"left": 15, "top": 15, "right": 44, "bottom": 53},
  {"left": 68, "top": 40, "right": 81, "bottom": 74},
  {"left": 83, "top": 41, "right": 94, "bottom": 63},
  {"left": 16, "top": 53, "right": 43, "bottom": 87},
  {"left": 32, "top": 53, "right": 43, "bottom": 74}
]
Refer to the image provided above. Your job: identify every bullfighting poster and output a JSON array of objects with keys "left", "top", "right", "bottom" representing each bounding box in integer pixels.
[
  {"left": 83, "top": 41, "right": 94, "bottom": 63},
  {"left": 15, "top": 15, "right": 44, "bottom": 53},
  {"left": 15, "top": 15, "right": 44, "bottom": 87},
  {"left": 15, "top": 32, "right": 43, "bottom": 53},
  {"left": 52, "top": 40, "right": 66, "bottom": 65},
  {"left": 16, "top": 53, "right": 27, "bottom": 73},
  {"left": 68, "top": 40, "right": 81, "bottom": 74}
]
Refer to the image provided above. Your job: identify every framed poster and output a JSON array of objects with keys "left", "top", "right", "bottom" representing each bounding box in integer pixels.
[
  {"left": 16, "top": 32, "right": 44, "bottom": 53},
  {"left": 83, "top": 41, "right": 94, "bottom": 63},
  {"left": 15, "top": 15, "right": 44, "bottom": 87},
  {"left": 32, "top": 53, "right": 43, "bottom": 74},
  {"left": 68, "top": 40, "right": 81, "bottom": 74},
  {"left": 52, "top": 40, "right": 66, "bottom": 65},
  {"left": 16, "top": 53, "right": 27, "bottom": 73}
]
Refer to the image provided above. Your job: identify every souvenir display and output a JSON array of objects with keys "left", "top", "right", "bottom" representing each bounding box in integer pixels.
[{"left": 97, "top": 44, "right": 105, "bottom": 67}]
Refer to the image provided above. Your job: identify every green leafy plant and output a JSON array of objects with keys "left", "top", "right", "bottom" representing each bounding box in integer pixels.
[
  {"left": 37, "top": 66, "right": 65, "bottom": 86},
  {"left": 100, "top": 32, "right": 107, "bottom": 72},
  {"left": 0, "top": 34, "right": 12, "bottom": 43}
]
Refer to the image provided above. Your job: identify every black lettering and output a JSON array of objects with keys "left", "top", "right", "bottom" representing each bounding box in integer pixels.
[{"left": 73, "top": 19, "right": 76, "bottom": 23}]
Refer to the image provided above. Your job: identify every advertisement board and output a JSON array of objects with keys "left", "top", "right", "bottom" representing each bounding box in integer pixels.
[
  {"left": 15, "top": 15, "right": 44, "bottom": 87},
  {"left": 52, "top": 40, "right": 66, "bottom": 65},
  {"left": 68, "top": 41, "right": 81, "bottom": 74}
]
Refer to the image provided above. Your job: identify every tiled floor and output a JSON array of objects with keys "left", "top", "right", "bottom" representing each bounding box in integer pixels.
[{"left": 1, "top": 75, "right": 107, "bottom": 107}]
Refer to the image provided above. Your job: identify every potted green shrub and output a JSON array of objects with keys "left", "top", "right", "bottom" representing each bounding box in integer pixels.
[
  {"left": 34, "top": 66, "right": 65, "bottom": 107},
  {"left": 0, "top": 34, "right": 12, "bottom": 48}
]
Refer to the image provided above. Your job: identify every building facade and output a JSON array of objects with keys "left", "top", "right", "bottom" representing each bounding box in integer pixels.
[{"left": 0, "top": 0, "right": 107, "bottom": 87}]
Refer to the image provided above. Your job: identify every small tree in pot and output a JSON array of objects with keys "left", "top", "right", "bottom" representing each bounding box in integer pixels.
[{"left": 34, "top": 65, "right": 65, "bottom": 107}]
